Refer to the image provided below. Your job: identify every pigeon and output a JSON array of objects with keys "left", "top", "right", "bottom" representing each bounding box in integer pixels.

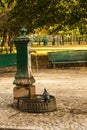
[{"left": 43, "top": 88, "right": 50, "bottom": 102}]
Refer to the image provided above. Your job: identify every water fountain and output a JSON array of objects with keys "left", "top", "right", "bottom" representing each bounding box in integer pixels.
[{"left": 13, "top": 28, "right": 57, "bottom": 113}]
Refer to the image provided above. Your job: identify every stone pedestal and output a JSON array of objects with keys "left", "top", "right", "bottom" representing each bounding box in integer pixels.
[
  {"left": 13, "top": 85, "right": 36, "bottom": 108},
  {"left": 13, "top": 86, "right": 29, "bottom": 99},
  {"left": 13, "top": 85, "right": 35, "bottom": 99},
  {"left": 29, "top": 85, "right": 36, "bottom": 99}
]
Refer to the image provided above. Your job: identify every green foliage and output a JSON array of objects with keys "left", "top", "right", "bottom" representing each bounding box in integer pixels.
[{"left": 0, "top": 0, "right": 87, "bottom": 45}]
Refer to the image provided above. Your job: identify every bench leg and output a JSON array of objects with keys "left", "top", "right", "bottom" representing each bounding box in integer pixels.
[{"left": 53, "top": 63, "right": 55, "bottom": 69}]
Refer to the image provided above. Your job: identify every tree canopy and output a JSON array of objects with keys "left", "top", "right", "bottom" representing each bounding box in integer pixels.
[
  {"left": 0, "top": 0, "right": 87, "bottom": 45},
  {"left": 9, "top": 0, "right": 87, "bottom": 32}
]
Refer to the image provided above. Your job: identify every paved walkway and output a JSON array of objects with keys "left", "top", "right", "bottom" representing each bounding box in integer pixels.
[{"left": 0, "top": 68, "right": 87, "bottom": 130}]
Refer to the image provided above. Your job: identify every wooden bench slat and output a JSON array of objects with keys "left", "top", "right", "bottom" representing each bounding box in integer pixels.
[
  {"left": 53, "top": 61, "right": 87, "bottom": 64},
  {"left": 48, "top": 50, "right": 87, "bottom": 68}
]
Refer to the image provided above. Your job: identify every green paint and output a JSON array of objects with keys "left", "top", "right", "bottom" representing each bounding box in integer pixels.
[
  {"left": 13, "top": 28, "right": 30, "bottom": 85},
  {"left": 48, "top": 50, "right": 87, "bottom": 64},
  {"left": 0, "top": 54, "right": 16, "bottom": 68}
]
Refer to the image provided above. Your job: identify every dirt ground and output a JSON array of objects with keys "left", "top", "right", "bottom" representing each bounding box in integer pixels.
[{"left": 0, "top": 67, "right": 87, "bottom": 130}]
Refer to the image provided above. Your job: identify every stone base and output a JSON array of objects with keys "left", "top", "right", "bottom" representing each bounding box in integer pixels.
[
  {"left": 14, "top": 95, "right": 57, "bottom": 113},
  {"left": 13, "top": 85, "right": 35, "bottom": 99},
  {"left": 29, "top": 85, "right": 35, "bottom": 99}
]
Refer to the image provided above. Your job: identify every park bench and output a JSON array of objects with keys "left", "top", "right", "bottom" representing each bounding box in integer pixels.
[
  {"left": 0, "top": 54, "right": 17, "bottom": 68},
  {"left": 48, "top": 50, "right": 87, "bottom": 68}
]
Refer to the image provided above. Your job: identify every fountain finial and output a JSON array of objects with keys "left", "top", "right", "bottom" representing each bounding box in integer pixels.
[{"left": 20, "top": 28, "right": 27, "bottom": 36}]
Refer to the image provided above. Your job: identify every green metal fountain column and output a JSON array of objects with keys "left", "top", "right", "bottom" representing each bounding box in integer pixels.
[
  {"left": 13, "top": 28, "right": 35, "bottom": 106},
  {"left": 13, "top": 28, "right": 34, "bottom": 86}
]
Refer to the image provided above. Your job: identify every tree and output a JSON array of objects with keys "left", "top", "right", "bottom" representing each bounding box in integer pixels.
[
  {"left": 0, "top": 0, "right": 16, "bottom": 46},
  {"left": 10, "top": 0, "right": 87, "bottom": 31},
  {"left": 0, "top": 0, "right": 87, "bottom": 45}
]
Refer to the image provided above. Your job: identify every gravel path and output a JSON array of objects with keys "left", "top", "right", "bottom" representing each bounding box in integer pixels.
[{"left": 0, "top": 68, "right": 87, "bottom": 130}]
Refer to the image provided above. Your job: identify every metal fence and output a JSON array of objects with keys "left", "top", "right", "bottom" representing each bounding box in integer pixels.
[{"left": 0, "top": 54, "right": 17, "bottom": 68}]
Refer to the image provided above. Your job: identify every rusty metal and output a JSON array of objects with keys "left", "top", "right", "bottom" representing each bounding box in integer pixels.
[
  {"left": 17, "top": 95, "right": 57, "bottom": 113},
  {"left": 13, "top": 76, "right": 35, "bottom": 86}
]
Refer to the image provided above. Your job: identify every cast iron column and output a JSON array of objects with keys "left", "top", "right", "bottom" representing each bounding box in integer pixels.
[{"left": 13, "top": 28, "right": 35, "bottom": 86}]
